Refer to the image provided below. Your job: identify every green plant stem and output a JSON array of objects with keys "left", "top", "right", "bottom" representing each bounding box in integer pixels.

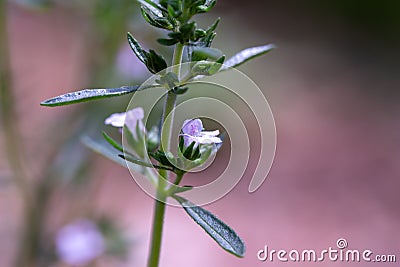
[
  {"left": 147, "top": 190, "right": 167, "bottom": 267},
  {"left": 160, "top": 42, "right": 184, "bottom": 155},
  {"left": 172, "top": 42, "right": 184, "bottom": 78},
  {"left": 173, "top": 171, "right": 184, "bottom": 185},
  {"left": 147, "top": 43, "right": 184, "bottom": 267}
]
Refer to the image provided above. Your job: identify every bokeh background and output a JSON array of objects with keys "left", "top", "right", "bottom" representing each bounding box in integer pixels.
[{"left": 1, "top": 0, "right": 399, "bottom": 266}]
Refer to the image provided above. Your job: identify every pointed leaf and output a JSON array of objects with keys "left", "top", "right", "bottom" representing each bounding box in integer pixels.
[
  {"left": 41, "top": 86, "right": 139, "bottom": 107},
  {"left": 202, "top": 32, "right": 216, "bottom": 47},
  {"left": 118, "top": 154, "right": 173, "bottom": 171},
  {"left": 206, "top": 17, "right": 220, "bottom": 34},
  {"left": 196, "top": 0, "right": 216, "bottom": 13},
  {"left": 102, "top": 132, "right": 123, "bottom": 152},
  {"left": 175, "top": 196, "right": 245, "bottom": 257},
  {"left": 127, "top": 32, "right": 147, "bottom": 64},
  {"left": 168, "top": 185, "right": 193, "bottom": 195},
  {"left": 179, "top": 136, "right": 184, "bottom": 151},
  {"left": 138, "top": 0, "right": 163, "bottom": 16},
  {"left": 81, "top": 136, "right": 127, "bottom": 168},
  {"left": 157, "top": 38, "right": 179, "bottom": 46},
  {"left": 191, "top": 145, "right": 200, "bottom": 159},
  {"left": 140, "top": 6, "right": 174, "bottom": 30},
  {"left": 138, "top": 0, "right": 166, "bottom": 13},
  {"left": 147, "top": 49, "right": 168, "bottom": 73},
  {"left": 221, "top": 44, "right": 275, "bottom": 70},
  {"left": 127, "top": 33, "right": 167, "bottom": 74},
  {"left": 191, "top": 47, "right": 223, "bottom": 61}
]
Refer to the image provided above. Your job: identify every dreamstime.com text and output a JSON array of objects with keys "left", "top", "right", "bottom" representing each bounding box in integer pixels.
[{"left": 257, "top": 238, "right": 396, "bottom": 263}]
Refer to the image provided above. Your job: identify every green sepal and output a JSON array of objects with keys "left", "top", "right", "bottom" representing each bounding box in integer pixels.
[
  {"left": 191, "top": 145, "right": 200, "bottom": 159},
  {"left": 183, "top": 141, "right": 196, "bottom": 159},
  {"left": 40, "top": 86, "right": 139, "bottom": 107},
  {"left": 174, "top": 196, "right": 246, "bottom": 258},
  {"left": 179, "top": 136, "right": 185, "bottom": 151}
]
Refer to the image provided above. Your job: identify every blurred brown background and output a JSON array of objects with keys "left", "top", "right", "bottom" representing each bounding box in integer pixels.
[{"left": 1, "top": 0, "right": 399, "bottom": 266}]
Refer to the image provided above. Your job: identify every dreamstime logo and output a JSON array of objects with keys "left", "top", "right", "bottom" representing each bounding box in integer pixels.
[
  {"left": 122, "top": 63, "right": 276, "bottom": 206},
  {"left": 257, "top": 238, "right": 397, "bottom": 263}
]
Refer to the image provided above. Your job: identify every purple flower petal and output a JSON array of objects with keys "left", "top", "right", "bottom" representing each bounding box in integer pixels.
[
  {"left": 181, "top": 119, "right": 222, "bottom": 148},
  {"left": 55, "top": 219, "right": 105, "bottom": 266}
]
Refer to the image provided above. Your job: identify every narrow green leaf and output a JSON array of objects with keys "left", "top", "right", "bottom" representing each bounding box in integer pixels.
[
  {"left": 138, "top": 0, "right": 166, "bottom": 13},
  {"left": 102, "top": 132, "right": 123, "bottom": 153},
  {"left": 196, "top": 0, "right": 216, "bottom": 13},
  {"left": 202, "top": 32, "right": 216, "bottom": 47},
  {"left": 119, "top": 154, "right": 173, "bottom": 171},
  {"left": 208, "top": 55, "right": 225, "bottom": 75},
  {"left": 127, "top": 32, "right": 147, "bottom": 64},
  {"left": 41, "top": 86, "right": 139, "bottom": 107},
  {"left": 168, "top": 185, "right": 193, "bottom": 195},
  {"left": 179, "top": 136, "right": 184, "bottom": 152},
  {"left": 140, "top": 6, "right": 174, "bottom": 30},
  {"left": 127, "top": 33, "right": 167, "bottom": 74},
  {"left": 147, "top": 49, "right": 168, "bottom": 73},
  {"left": 221, "top": 44, "right": 276, "bottom": 70},
  {"left": 206, "top": 17, "right": 220, "bottom": 34},
  {"left": 81, "top": 136, "right": 127, "bottom": 168},
  {"left": 157, "top": 38, "right": 179, "bottom": 46},
  {"left": 175, "top": 196, "right": 246, "bottom": 257},
  {"left": 191, "top": 47, "right": 223, "bottom": 61}
]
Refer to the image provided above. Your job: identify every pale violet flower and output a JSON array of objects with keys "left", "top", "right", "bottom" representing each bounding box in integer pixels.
[
  {"left": 55, "top": 219, "right": 105, "bottom": 266},
  {"left": 181, "top": 119, "right": 222, "bottom": 148},
  {"left": 105, "top": 107, "right": 145, "bottom": 138}
]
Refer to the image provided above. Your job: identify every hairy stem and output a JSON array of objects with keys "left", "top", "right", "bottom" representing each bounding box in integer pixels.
[{"left": 147, "top": 42, "right": 184, "bottom": 267}]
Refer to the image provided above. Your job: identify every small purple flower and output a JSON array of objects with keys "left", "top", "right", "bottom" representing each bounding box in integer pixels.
[
  {"left": 181, "top": 119, "right": 222, "bottom": 148},
  {"left": 55, "top": 219, "right": 105, "bottom": 266},
  {"left": 105, "top": 107, "right": 145, "bottom": 138}
]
